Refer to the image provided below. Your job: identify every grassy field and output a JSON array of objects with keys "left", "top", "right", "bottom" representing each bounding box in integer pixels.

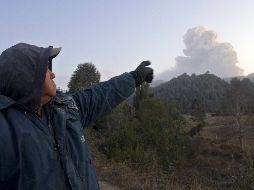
[{"left": 202, "top": 114, "right": 254, "bottom": 150}]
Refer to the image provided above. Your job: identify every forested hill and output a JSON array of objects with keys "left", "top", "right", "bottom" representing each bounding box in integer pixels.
[
  {"left": 224, "top": 72, "right": 254, "bottom": 83},
  {"left": 153, "top": 73, "right": 228, "bottom": 113}
]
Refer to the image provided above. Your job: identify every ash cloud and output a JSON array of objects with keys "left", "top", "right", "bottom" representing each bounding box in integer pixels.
[{"left": 158, "top": 26, "right": 243, "bottom": 80}]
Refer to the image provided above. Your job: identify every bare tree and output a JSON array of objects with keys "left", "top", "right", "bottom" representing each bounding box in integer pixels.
[{"left": 226, "top": 78, "right": 254, "bottom": 148}]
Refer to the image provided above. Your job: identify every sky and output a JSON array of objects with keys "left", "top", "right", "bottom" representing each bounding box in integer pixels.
[{"left": 1, "top": 0, "right": 254, "bottom": 90}]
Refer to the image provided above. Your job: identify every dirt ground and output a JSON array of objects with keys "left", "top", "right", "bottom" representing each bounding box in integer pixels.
[
  {"left": 99, "top": 181, "right": 121, "bottom": 190},
  {"left": 201, "top": 114, "right": 254, "bottom": 150}
]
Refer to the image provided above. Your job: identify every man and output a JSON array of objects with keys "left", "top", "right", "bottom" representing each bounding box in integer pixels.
[{"left": 0, "top": 43, "right": 153, "bottom": 190}]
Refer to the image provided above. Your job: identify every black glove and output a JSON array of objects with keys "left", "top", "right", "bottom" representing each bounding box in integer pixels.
[{"left": 130, "top": 61, "right": 153, "bottom": 87}]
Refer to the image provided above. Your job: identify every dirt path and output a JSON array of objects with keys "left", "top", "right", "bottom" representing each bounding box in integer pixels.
[{"left": 99, "top": 181, "right": 121, "bottom": 190}]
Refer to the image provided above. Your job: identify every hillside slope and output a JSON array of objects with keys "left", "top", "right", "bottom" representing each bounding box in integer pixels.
[{"left": 153, "top": 73, "right": 228, "bottom": 113}]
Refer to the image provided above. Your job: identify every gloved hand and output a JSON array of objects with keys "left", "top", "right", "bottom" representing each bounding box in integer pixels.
[{"left": 130, "top": 61, "right": 154, "bottom": 87}]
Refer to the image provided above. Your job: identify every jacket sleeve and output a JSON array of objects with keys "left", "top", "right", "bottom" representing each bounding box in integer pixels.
[{"left": 72, "top": 72, "right": 136, "bottom": 128}]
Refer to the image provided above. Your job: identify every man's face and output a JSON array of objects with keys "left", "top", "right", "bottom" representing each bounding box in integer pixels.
[{"left": 42, "top": 67, "right": 56, "bottom": 98}]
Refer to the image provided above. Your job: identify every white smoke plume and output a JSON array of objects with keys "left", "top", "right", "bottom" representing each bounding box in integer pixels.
[{"left": 158, "top": 26, "right": 243, "bottom": 80}]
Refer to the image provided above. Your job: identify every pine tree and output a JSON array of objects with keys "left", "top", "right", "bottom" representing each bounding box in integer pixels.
[{"left": 68, "top": 63, "right": 100, "bottom": 93}]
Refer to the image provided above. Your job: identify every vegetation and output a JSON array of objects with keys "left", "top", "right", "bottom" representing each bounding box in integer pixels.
[
  {"left": 223, "top": 78, "right": 254, "bottom": 148},
  {"left": 68, "top": 63, "right": 100, "bottom": 93},
  {"left": 105, "top": 99, "right": 188, "bottom": 171},
  {"left": 153, "top": 73, "right": 228, "bottom": 114},
  {"left": 67, "top": 64, "right": 254, "bottom": 189}
]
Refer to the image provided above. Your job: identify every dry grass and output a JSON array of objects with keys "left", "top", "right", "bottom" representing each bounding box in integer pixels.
[
  {"left": 90, "top": 136, "right": 214, "bottom": 190},
  {"left": 202, "top": 114, "right": 254, "bottom": 151},
  {"left": 86, "top": 114, "right": 254, "bottom": 190}
]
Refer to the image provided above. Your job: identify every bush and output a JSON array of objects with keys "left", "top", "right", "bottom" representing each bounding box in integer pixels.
[{"left": 104, "top": 98, "right": 189, "bottom": 172}]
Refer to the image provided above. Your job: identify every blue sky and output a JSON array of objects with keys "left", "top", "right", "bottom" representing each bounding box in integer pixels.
[{"left": 1, "top": 0, "right": 254, "bottom": 90}]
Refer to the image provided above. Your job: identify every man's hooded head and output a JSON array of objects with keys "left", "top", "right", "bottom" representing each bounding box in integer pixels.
[{"left": 0, "top": 43, "right": 61, "bottom": 111}]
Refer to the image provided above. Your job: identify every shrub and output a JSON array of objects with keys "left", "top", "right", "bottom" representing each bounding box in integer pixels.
[{"left": 104, "top": 98, "right": 189, "bottom": 172}]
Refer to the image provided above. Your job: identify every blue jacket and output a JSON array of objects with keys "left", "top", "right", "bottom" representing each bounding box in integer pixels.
[{"left": 0, "top": 43, "right": 136, "bottom": 189}]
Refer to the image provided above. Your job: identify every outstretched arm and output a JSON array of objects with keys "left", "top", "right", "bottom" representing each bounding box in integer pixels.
[
  {"left": 72, "top": 73, "right": 135, "bottom": 128},
  {"left": 72, "top": 61, "right": 153, "bottom": 128}
]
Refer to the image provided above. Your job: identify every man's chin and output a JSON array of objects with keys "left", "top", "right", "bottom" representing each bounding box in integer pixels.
[
  {"left": 52, "top": 90, "right": 57, "bottom": 97},
  {"left": 49, "top": 89, "right": 57, "bottom": 98}
]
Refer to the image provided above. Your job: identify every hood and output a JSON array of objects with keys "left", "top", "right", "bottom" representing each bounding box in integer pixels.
[{"left": 0, "top": 43, "right": 53, "bottom": 111}]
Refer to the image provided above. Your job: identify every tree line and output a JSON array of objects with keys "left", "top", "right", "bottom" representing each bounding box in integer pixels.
[{"left": 153, "top": 72, "right": 254, "bottom": 115}]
